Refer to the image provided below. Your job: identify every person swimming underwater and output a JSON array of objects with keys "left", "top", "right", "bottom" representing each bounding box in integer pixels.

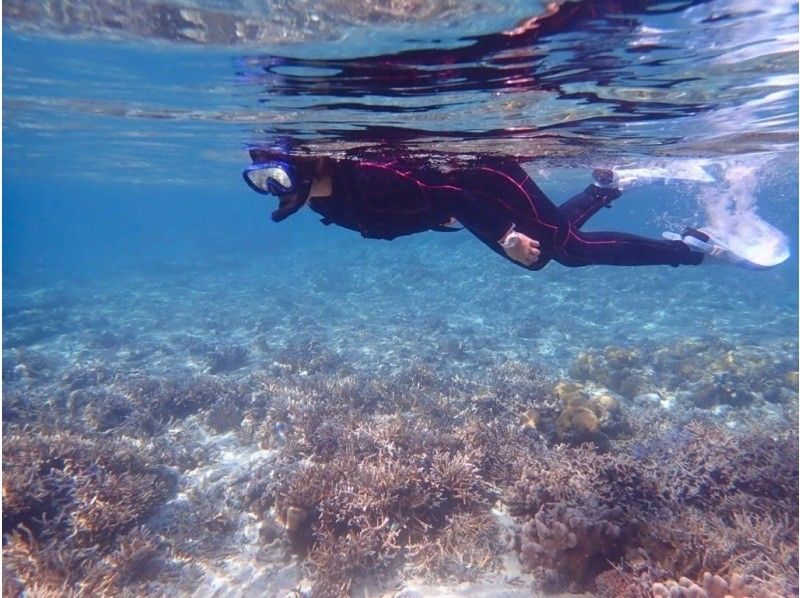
[{"left": 242, "top": 149, "right": 780, "bottom": 271}]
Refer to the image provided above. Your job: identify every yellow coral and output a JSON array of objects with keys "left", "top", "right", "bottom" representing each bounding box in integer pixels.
[
  {"left": 602, "top": 346, "right": 638, "bottom": 365},
  {"left": 784, "top": 371, "right": 799, "bottom": 390},
  {"left": 519, "top": 408, "right": 539, "bottom": 431},
  {"left": 571, "top": 408, "right": 599, "bottom": 434},
  {"left": 554, "top": 381, "right": 586, "bottom": 404},
  {"left": 557, "top": 405, "right": 598, "bottom": 437},
  {"left": 594, "top": 394, "right": 618, "bottom": 418}
]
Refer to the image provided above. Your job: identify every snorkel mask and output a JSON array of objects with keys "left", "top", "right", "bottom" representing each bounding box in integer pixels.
[{"left": 242, "top": 159, "right": 313, "bottom": 222}]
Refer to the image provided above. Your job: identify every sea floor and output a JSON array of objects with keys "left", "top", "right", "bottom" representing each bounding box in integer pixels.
[{"left": 3, "top": 234, "right": 798, "bottom": 597}]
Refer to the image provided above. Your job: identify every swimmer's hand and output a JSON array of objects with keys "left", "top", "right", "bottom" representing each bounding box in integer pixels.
[{"left": 500, "top": 230, "right": 540, "bottom": 266}]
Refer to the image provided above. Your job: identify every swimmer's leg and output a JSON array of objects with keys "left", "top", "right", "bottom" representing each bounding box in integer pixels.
[
  {"left": 558, "top": 184, "right": 621, "bottom": 229},
  {"left": 557, "top": 230, "right": 703, "bottom": 267}
]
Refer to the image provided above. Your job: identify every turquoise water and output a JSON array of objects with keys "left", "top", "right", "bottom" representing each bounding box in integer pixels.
[{"left": 3, "top": 2, "right": 799, "bottom": 596}]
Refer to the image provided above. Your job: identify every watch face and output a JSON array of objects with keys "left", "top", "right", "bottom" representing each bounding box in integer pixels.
[{"left": 506, "top": 235, "right": 520, "bottom": 248}]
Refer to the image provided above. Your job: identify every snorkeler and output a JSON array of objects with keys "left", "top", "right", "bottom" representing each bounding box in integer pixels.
[{"left": 242, "top": 150, "right": 777, "bottom": 270}]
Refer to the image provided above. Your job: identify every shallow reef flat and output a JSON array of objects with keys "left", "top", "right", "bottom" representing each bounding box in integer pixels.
[{"left": 3, "top": 240, "right": 798, "bottom": 597}]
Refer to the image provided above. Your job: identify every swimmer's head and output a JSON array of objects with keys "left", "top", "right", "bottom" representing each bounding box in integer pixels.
[{"left": 243, "top": 149, "right": 318, "bottom": 222}]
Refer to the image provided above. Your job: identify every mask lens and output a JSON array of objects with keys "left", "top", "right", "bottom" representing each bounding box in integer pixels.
[
  {"left": 244, "top": 163, "right": 295, "bottom": 195},
  {"left": 245, "top": 169, "right": 271, "bottom": 192},
  {"left": 267, "top": 167, "right": 292, "bottom": 191}
]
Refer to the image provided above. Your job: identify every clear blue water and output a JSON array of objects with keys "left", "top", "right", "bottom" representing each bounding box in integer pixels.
[{"left": 3, "top": 1, "right": 798, "bottom": 595}]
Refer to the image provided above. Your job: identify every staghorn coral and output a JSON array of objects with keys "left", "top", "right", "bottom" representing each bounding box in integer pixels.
[
  {"left": 645, "top": 509, "right": 798, "bottom": 597},
  {"left": 119, "top": 373, "right": 246, "bottom": 423},
  {"left": 2, "top": 389, "right": 32, "bottom": 424},
  {"left": 506, "top": 415, "right": 798, "bottom": 593},
  {"left": 82, "top": 391, "right": 134, "bottom": 431},
  {"left": 5, "top": 525, "right": 169, "bottom": 597},
  {"left": 204, "top": 395, "right": 244, "bottom": 433},
  {"left": 595, "top": 419, "right": 797, "bottom": 596},
  {"left": 410, "top": 511, "right": 505, "bottom": 581},
  {"left": 2, "top": 427, "right": 175, "bottom": 594},
  {"left": 506, "top": 444, "right": 666, "bottom": 521},
  {"left": 61, "top": 360, "right": 114, "bottom": 392},
  {"left": 594, "top": 565, "right": 650, "bottom": 598},
  {"left": 79, "top": 527, "right": 168, "bottom": 594},
  {"left": 506, "top": 445, "right": 669, "bottom": 591},
  {"left": 662, "top": 422, "right": 798, "bottom": 513},
  {"left": 3, "top": 348, "right": 55, "bottom": 383},
  {"left": 255, "top": 409, "right": 506, "bottom": 594},
  {"left": 3, "top": 341, "right": 796, "bottom": 596},
  {"left": 272, "top": 339, "right": 346, "bottom": 376}
]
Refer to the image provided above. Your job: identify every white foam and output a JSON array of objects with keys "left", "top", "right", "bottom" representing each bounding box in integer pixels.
[{"left": 699, "top": 164, "right": 790, "bottom": 267}]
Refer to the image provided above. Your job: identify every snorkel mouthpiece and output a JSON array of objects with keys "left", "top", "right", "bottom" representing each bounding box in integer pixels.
[{"left": 270, "top": 180, "right": 312, "bottom": 222}]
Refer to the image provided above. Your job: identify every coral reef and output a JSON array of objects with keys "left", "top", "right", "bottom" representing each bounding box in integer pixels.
[
  {"left": 2, "top": 307, "right": 797, "bottom": 597},
  {"left": 552, "top": 381, "right": 628, "bottom": 448},
  {"left": 570, "top": 339, "right": 799, "bottom": 409},
  {"left": 506, "top": 445, "right": 667, "bottom": 591},
  {"left": 520, "top": 502, "right": 624, "bottom": 589},
  {"left": 653, "top": 571, "right": 783, "bottom": 598},
  {"left": 504, "top": 418, "right": 798, "bottom": 594},
  {"left": 82, "top": 391, "right": 134, "bottom": 431},
  {"left": 206, "top": 344, "right": 249, "bottom": 374},
  {"left": 645, "top": 509, "right": 798, "bottom": 597},
  {"left": 119, "top": 373, "right": 245, "bottom": 424},
  {"left": 260, "top": 415, "right": 503, "bottom": 594},
  {"left": 204, "top": 395, "right": 244, "bottom": 433},
  {"left": 2, "top": 427, "right": 176, "bottom": 594},
  {"left": 661, "top": 422, "right": 798, "bottom": 514}
]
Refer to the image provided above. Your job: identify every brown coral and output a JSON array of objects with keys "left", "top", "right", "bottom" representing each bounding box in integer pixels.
[
  {"left": 2, "top": 427, "right": 175, "bottom": 594},
  {"left": 652, "top": 571, "right": 783, "bottom": 598},
  {"left": 520, "top": 502, "right": 624, "bottom": 590},
  {"left": 551, "top": 380, "right": 629, "bottom": 447},
  {"left": 256, "top": 410, "right": 508, "bottom": 594}
]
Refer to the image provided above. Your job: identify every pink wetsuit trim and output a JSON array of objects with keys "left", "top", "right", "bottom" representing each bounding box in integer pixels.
[
  {"left": 477, "top": 167, "right": 559, "bottom": 233},
  {"left": 359, "top": 161, "right": 462, "bottom": 215}
]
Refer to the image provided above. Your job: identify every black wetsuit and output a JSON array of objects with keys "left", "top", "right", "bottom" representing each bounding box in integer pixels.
[{"left": 305, "top": 157, "right": 702, "bottom": 270}]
